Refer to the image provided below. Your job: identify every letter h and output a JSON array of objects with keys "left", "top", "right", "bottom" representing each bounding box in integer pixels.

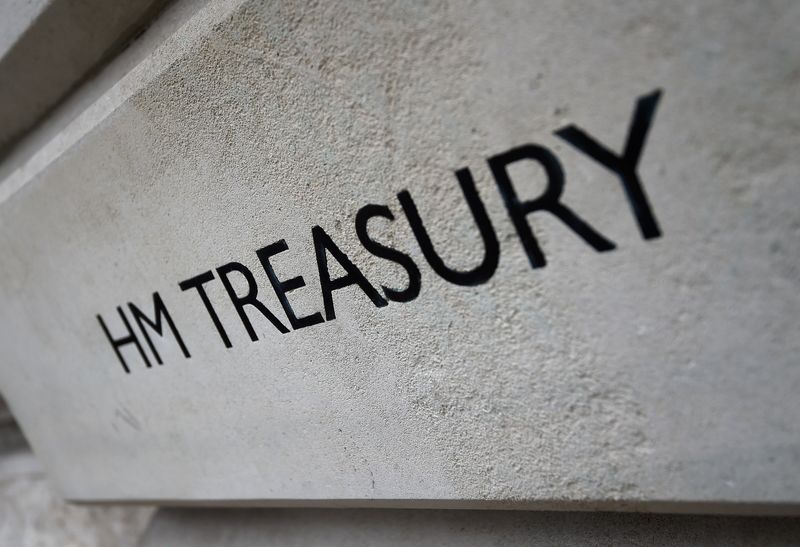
[{"left": 97, "top": 307, "right": 151, "bottom": 373}]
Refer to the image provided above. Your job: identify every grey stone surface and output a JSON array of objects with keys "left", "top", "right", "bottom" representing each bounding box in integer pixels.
[
  {"left": 140, "top": 508, "right": 800, "bottom": 547},
  {"left": 0, "top": 0, "right": 798, "bottom": 510},
  {"left": 0, "top": 405, "right": 152, "bottom": 547},
  {"left": 0, "top": 0, "right": 212, "bottom": 186},
  {"left": 0, "top": 0, "right": 50, "bottom": 58},
  {"left": 0, "top": 0, "right": 167, "bottom": 156}
]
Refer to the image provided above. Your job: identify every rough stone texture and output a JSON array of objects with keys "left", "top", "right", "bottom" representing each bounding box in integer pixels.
[
  {"left": 140, "top": 508, "right": 800, "bottom": 546},
  {"left": 0, "top": 0, "right": 798, "bottom": 510},
  {"left": 0, "top": 399, "right": 153, "bottom": 547}
]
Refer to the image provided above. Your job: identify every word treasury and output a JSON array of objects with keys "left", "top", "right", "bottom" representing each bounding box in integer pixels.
[{"left": 98, "top": 90, "right": 663, "bottom": 374}]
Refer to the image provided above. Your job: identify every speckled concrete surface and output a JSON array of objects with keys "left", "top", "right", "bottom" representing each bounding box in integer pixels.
[{"left": 0, "top": 0, "right": 798, "bottom": 509}]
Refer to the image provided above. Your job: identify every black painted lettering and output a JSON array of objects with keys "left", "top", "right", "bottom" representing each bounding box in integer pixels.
[
  {"left": 99, "top": 89, "right": 667, "bottom": 376},
  {"left": 178, "top": 271, "right": 232, "bottom": 348},
  {"left": 555, "top": 89, "right": 662, "bottom": 239},
  {"left": 488, "top": 144, "right": 615, "bottom": 269},
  {"left": 217, "top": 261, "right": 290, "bottom": 341},
  {"left": 256, "top": 240, "right": 324, "bottom": 330},
  {"left": 398, "top": 168, "right": 499, "bottom": 286},
  {"left": 128, "top": 292, "right": 191, "bottom": 364},
  {"left": 312, "top": 225, "right": 388, "bottom": 320},
  {"left": 97, "top": 307, "right": 150, "bottom": 374},
  {"left": 355, "top": 204, "right": 421, "bottom": 303}
]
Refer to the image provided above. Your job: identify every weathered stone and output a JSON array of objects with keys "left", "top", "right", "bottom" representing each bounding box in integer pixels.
[{"left": 0, "top": 0, "right": 798, "bottom": 510}]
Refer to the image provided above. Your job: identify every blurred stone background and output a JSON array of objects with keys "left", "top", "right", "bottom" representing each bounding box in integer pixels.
[{"left": 0, "top": 398, "right": 152, "bottom": 546}]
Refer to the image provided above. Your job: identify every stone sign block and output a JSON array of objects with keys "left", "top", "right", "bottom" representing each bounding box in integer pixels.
[{"left": 0, "top": 0, "right": 798, "bottom": 509}]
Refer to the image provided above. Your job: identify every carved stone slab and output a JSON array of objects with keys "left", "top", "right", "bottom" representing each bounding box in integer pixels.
[{"left": 0, "top": 0, "right": 798, "bottom": 509}]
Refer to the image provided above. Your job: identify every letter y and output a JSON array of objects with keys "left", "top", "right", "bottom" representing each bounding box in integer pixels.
[{"left": 555, "top": 89, "right": 663, "bottom": 239}]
